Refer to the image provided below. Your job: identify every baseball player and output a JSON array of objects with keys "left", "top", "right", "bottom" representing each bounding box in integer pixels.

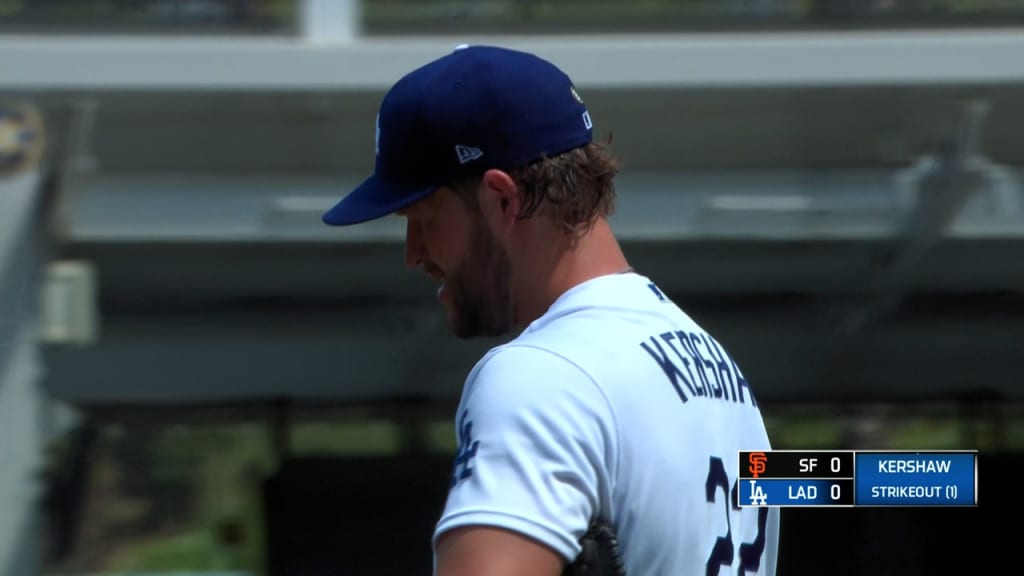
[{"left": 322, "top": 45, "right": 779, "bottom": 576}]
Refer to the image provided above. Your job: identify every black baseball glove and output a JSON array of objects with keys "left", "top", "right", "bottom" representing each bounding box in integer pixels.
[{"left": 563, "top": 520, "right": 627, "bottom": 576}]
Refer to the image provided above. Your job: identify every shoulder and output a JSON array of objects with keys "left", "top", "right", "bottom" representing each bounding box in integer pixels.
[
  {"left": 460, "top": 340, "right": 618, "bottom": 438},
  {"left": 464, "top": 342, "right": 598, "bottom": 401}
]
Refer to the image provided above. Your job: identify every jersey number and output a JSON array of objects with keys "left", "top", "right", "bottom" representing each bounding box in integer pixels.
[{"left": 705, "top": 456, "right": 769, "bottom": 576}]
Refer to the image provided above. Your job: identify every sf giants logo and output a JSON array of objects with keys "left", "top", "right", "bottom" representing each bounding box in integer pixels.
[{"left": 748, "top": 451, "right": 767, "bottom": 478}]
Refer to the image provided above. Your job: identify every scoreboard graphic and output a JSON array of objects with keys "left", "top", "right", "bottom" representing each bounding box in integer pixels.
[{"left": 738, "top": 450, "right": 977, "bottom": 507}]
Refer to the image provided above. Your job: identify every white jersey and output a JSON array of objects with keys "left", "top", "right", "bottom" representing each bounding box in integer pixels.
[{"left": 433, "top": 272, "right": 779, "bottom": 576}]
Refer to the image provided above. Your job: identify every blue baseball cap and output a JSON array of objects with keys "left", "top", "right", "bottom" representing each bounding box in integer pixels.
[{"left": 322, "top": 44, "right": 594, "bottom": 226}]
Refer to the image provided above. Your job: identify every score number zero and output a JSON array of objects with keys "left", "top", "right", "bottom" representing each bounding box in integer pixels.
[
  {"left": 799, "top": 456, "right": 843, "bottom": 474},
  {"left": 794, "top": 456, "right": 846, "bottom": 502}
]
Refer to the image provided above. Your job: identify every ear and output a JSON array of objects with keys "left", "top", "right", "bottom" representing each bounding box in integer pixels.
[{"left": 478, "top": 169, "right": 521, "bottom": 239}]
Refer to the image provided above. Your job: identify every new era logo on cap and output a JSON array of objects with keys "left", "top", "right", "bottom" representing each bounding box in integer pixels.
[{"left": 455, "top": 145, "right": 483, "bottom": 164}]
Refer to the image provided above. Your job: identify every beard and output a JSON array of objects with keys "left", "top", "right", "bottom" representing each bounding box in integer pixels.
[{"left": 444, "top": 219, "right": 515, "bottom": 339}]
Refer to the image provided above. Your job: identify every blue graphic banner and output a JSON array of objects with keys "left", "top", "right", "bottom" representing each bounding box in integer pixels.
[{"left": 855, "top": 452, "right": 976, "bottom": 506}]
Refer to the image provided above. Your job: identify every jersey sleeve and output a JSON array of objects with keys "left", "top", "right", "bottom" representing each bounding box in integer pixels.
[{"left": 432, "top": 344, "right": 619, "bottom": 562}]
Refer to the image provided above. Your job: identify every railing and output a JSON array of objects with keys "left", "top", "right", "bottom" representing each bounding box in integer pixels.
[{"left": 2, "top": 0, "right": 1024, "bottom": 35}]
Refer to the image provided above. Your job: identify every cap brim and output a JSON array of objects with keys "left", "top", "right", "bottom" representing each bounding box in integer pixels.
[{"left": 322, "top": 174, "right": 439, "bottom": 226}]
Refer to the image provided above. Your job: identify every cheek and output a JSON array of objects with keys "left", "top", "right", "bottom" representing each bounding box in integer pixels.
[
  {"left": 419, "top": 219, "right": 458, "bottom": 268},
  {"left": 426, "top": 216, "right": 476, "bottom": 268}
]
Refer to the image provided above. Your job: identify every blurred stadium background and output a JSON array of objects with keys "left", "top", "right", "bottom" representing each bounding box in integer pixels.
[{"left": 0, "top": 1, "right": 1021, "bottom": 575}]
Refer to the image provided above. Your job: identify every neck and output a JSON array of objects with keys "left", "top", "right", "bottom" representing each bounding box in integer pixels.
[{"left": 511, "top": 218, "right": 631, "bottom": 327}]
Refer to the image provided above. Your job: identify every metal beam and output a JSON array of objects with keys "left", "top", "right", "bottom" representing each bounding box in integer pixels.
[
  {"left": 0, "top": 123, "right": 47, "bottom": 576},
  {"left": 882, "top": 100, "right": 992, "bottom": 293},
  {"left": 51, "top": 236, "right": 1024, "bottom": 306},
  {"left": 0, "top": 172, "right": 45, "bottom": 384},
  {"left": 836, "top": 100, "right": 995, "bottom": 338},
  {"left": 820, "top": 101, "right": 1002, "bottom": 387},
  {"left": 56, "top": 169, "right": 1013, "bottom": 243},
  {"left": 4, "top": 30, "right": 1024, "bottom": 92},
  {"left": 40, "top": 297, "right": 1024, "bottom": 407}
]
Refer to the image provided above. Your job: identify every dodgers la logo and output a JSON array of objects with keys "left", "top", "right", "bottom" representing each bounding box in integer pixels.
[
  {"left": 748, "top": 480, "right": 768, "bottom": 506},
  {"left": 450, "top": 409, "right": 479, "bottom": 488}
]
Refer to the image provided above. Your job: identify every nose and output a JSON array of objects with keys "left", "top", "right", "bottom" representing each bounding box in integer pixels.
[{"left": 404, "top": 219, "right": 426, "bottom": 269}]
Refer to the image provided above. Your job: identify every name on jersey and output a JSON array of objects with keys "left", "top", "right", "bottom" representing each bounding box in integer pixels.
[{"left": 639, "top": 331, "right": 757, "bottom": 406}]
